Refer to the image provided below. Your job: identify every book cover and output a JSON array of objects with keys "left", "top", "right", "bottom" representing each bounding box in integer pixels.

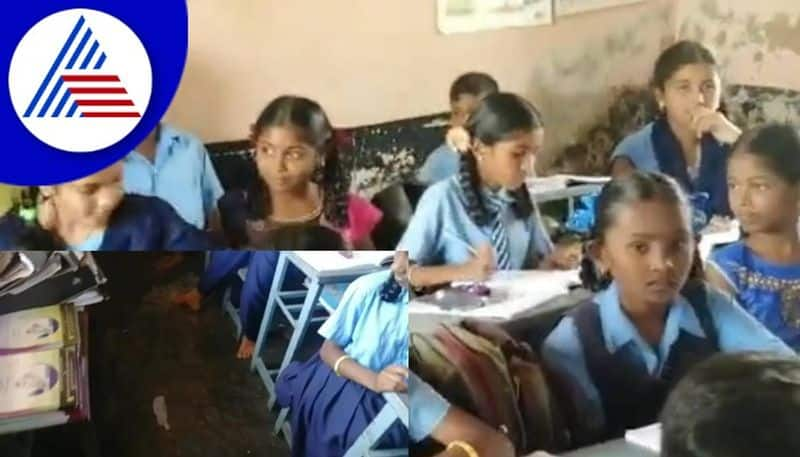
[
  {"left": 0, "top": 346, "right": 78, "bottom": 419},
  {"left": 0, "top": 303, "right": 79, "bottom": 354}
]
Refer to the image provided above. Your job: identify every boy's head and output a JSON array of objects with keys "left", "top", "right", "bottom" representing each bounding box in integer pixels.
[
  {"left": 661, "top": 352, "right": 800, "bottom": 457},
  {"left": 449, "top": 72, "right": 499, "bottom": 127}
]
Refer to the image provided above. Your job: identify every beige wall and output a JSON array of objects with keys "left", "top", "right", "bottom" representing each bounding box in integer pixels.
[
  {"left": 166, "top": 0, "right": 674, "bottom": 164},
  {"left": 674, "top": 0, "right": 800, "bottom": 91}
]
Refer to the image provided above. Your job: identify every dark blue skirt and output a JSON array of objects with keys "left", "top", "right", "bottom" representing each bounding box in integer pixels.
[{"left": 276, "top": 354, "right": 408, "bottom": 457}]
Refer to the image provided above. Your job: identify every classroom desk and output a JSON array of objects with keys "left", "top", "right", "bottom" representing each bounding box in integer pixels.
[
  {"left": 561, "top": 439, "right": 657, "bottom": 457},
  {"left": 251, "top": 251, "right": 392, "bottom": 409}
]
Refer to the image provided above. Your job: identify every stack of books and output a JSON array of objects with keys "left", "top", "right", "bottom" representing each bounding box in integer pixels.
[{"left": 0, "top": 251, "right": 106, "bottom": 434}]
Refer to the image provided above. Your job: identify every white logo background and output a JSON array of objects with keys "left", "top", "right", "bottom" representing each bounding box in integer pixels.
[{"left": 8, "top": 9, "right": 152, "bottom": 153}]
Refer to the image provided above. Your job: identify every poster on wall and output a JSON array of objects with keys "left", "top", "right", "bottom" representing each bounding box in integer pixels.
[
  {"left": 437, "top": 0, "right": 553, "bottom": 35},
  {"left": 554, "top": 0, "right": 646, "bottom": 16}
]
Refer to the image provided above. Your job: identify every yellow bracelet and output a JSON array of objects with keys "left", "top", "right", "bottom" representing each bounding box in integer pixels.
[
  {"left": 446, "top": 440, "right": 479, "bottom": 457},
  {"left": 333, "top": 355, "right": 352, "bottom": 376}
]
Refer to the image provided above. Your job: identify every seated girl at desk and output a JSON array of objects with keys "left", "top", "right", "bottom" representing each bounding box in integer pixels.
[
  {"left": 541, "top": 171, "right": 792, "bottom": 446},
  {"left": 707, "top": 124, "right": 800, "bottom": 351},
  {"left": 398, "top": 92, "right": 560, "bottom": 288},
  {"left": 610, "top": 41, "right": 741, "bottom": 222},
  {"left": 275, "top": 251, "right": 410, "bottom": 457},
  {"left": 0, "top": 162, "right": 210, "bottom": 250},
  {"left": 219, "top": 95, "right": 381, "bottom": 249}
]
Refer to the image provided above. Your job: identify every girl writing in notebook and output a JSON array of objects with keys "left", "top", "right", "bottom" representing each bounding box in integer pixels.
[
  {"left": 219, "top": 95, "right": 381, "bottom": 249},
  {"left": 707, "top": 124, "right": 800, "bottom": 350},
  {"left": 610, "top": 40, "right": 741, "bottom": 222},
  {"left": 541, "top": 171, "right": 792, "bottom": 446},
  {"left": 398, "top": 92, "right": 560, "bottom": 288},
  {"left": 0, "top": 163, "right": 210, "bottom": 250},
  {"left": 275, "top": 251, "right": 410, "bottom": 457}
]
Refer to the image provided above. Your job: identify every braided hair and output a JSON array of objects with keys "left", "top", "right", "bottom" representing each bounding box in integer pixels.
[
  {"left": 580, "top": 171, "right": 701, "bottom": 292},
  {"left": 458, "top": 92, "right": 541, "bottom": 226},
  {"left": 248, "top": 96, "right": 350, "bottom": 228}
]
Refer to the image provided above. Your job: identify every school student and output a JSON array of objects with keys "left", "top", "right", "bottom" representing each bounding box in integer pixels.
[
  {"left": 0, "top": 163, "right": 210, "bottom": 250},
  {"left": 398, "top": 92, "right": 557, "bottom": 287},
  {"left": 415, "top": 72, "right": 500, "bottom": 186},
  {"left": 219, "top": 96, "right": 382, "bottom": 249},
  {"left": 707, "top": 124, "right": 800, "bottom": 350},
  {"left": 409, "top": 372, "right": 515, "bottom": 457},
  {"left": 123, "top": 122, "right": 225, "bottom": 230},
  {"left": 541, "top": 171, "right": 793, "bottom": 446},
  {"left": 661, "top": 352, "right": 800, "bottom": 457},
  {"left": 611, "top": 40, "right": 742, "bottom": 221},
  {"left": 274, "top": 252, "right": 410, "bottom": 457}
]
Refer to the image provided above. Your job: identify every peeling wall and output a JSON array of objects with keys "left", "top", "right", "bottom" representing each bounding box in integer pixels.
[
  {"left": 675, "top": 0, "right": 800, "bottom": 90},
  {"left": 166, "top": 0, "right": 673, "bottom": 166}
]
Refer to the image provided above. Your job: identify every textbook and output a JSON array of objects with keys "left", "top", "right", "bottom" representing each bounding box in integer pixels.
[
  {"left": 0, "top": 303, "right": 79, "bottom": 355},
  {"left": 0, "top": 346, "right": 79, "bottom": 419}
]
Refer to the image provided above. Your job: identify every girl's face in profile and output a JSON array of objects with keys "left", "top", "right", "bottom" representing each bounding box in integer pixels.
[
  {"left": 25, "top": 318, "right": 57, "bottom": 339},
  {"left": 15, "top": 364, "right": 55, "bottom": 397},
  {"left": 51, "top": 163, "right": 124, "bottom": 229}
]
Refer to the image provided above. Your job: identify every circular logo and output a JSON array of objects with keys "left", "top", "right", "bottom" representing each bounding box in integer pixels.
[{"left": 8, "top": 8, "right": 152, "bottom": 153}]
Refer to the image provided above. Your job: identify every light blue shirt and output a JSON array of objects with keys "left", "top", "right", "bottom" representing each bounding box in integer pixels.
[
  {"left": 409, "top": 371, "right": 450, "bottom": 442},
  {"left": 68, "top": 231, "right": 105, "bottom": 251},
  {"left": 318, "top": 269, "right": 409, "bottom": 371},
  {"left": 123, "top": 124, "right": 224, "bottom": 229},
  {"left": 415, "top": 143, "right": 460, "bottom": 185},
  {"left": 610, "top": 122, "right": 660, "bottom": 172},
  {"left": 541, "top": 281, "right": 795, "bottom": 433},
  {"left": 398, "top": 176, "right": 553, "bottom": 268}
]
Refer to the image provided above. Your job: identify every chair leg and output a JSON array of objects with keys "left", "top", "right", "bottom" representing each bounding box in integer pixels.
[
  {"left": 250, "top": 253, "right": 290, "bottom": 371},
  {"left": 273, "top": 407, "right": 290, "bottom": 436},
  {"left": 268, "top": 279, "right": 322, "bottom": 409}
]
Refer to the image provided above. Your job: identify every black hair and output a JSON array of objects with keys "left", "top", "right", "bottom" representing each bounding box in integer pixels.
[
  {"left": 449, "top": 72, "right": 499, "bottom": 103},
  {"left": 458, "top": 92, "right": 541, "bottom": 226},
  {"left": 661, "top": 352, "right": 800, "bottom": 457},
  {"left": 652, "top": 40, "right": 719, "bottom": 90},
  {"left": 731, "top": 123, "right": 800, "bottom": 185},
  {"left": 580, "top": 171, "right": 694, "bottom": 291},
  {"left": 259, "top": 224, "right": 345, "bottom": 250},
  {"left": 247, "top": 96, "right": 350, "bottom": 228}
]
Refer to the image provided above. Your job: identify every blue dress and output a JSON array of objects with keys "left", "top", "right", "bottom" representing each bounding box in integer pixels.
[
  {"left": 611, "top": 117, "right": 731, "bottom": 220},
  {"left": 275, "top": 270, "right": 409, "bottom": 457},
  {"left": 710, "top": 241, "right": 800, "bottom": 350},
  {"left": 0, "top": 195, "right": 211, "bottom": 250}
]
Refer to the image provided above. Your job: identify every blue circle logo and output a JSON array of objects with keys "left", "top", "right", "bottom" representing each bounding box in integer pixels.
[{"left": 2, "top": 1, "right": 187, "bottom": 185}]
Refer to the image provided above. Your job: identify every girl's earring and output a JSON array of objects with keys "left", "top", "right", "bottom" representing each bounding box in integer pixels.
[{"left": 312, "top": 165, "right": 324, "bottom": 183}]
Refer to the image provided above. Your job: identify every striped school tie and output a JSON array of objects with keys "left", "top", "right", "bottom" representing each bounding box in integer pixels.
[{"left": 484, "top": 193, "right": 512, "bottom": 270}]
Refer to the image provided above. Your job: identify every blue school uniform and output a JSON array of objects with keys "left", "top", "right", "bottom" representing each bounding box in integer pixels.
[
  {"left": 415, "top": 143, "right": 460, "bottom": 185},
  {"left": 123, "top": 124, "right": 224, "bottom": 229},
  {"left": 409, "top": 372, "right": 450, "bottom": 443},
  {"left": 542, "top": 281, "right": 793, "bottom": 442},
  {"left": 709, "top": 241, "right": 800, "bottom": 351},
  {"left": 238, "top": 251, "right": 306, "bottom": 342},
  {"left": 0, "top": 195, "right": 211, "bottom": 251},
  {"left": 198, "top": 251, "right": 253, "bottom": 309},
  {"left": 398, "top": 176, "right": 553, "bottom": 268},
  {"left": 611, "top": 117, "right": 731, "bottom": 219},
  {"left": 275, "top": 269, "right": 409, "bottom": 457}
]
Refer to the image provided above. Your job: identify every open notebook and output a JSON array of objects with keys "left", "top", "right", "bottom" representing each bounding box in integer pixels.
[{"left": 410, "top": 269, "right": 581, "bottom": 320}]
